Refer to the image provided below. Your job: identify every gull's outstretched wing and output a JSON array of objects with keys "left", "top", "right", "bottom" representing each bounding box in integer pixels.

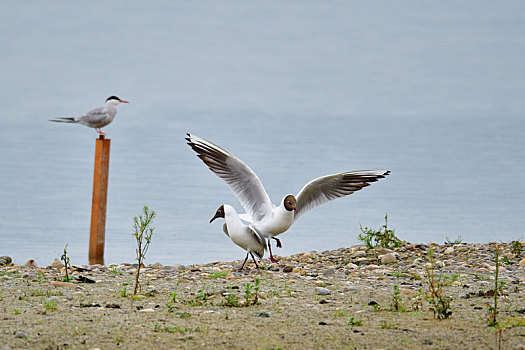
[
  {"left": 294, "top": 170, "right": 390, "bottom": 221},
  {"left": 186, "top": 134, "right": 274, "bottom": 222}
]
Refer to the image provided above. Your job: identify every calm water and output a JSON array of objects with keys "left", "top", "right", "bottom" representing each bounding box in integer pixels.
[{"left": 1, "top": 2, "right": 524, "bottom": 266}]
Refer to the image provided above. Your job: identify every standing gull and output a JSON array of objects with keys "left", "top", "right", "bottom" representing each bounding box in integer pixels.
[
  {"left": 49, "top": 96, "right": 128, "bottom": 135},
  {"left": 186, "top": 133, "right": 390, "bottom": 263},
  {"left": 210, "top": 204, "right": 267, "bottom": 270}
]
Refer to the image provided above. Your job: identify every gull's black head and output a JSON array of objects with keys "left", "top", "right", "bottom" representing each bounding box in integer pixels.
[
  {"left": 283, "top": 195, "right": 297, "bottom": 213},
  {"left": 210, "top": 205, "right": 225, "bottom": 223}
]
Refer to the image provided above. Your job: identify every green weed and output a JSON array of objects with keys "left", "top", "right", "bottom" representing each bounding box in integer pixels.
[
  {"left": 357, "top": 214, "right": 401, "bottom": 249},
  {"left": 347, "top": 317, "right": 363, "bottom": 327},
  {"left": 424, "top": 249, "right": 452, "bottom": 319},
  {"left": 132, "top": 205, "right": 156, "bottom": 296}
]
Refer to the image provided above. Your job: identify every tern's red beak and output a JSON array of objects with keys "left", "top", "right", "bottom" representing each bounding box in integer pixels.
[
  {"left": 293, "top": 207, "right": 298, "bottom": 214},
  {"left": 119, "top": 100, "right": 129, "bottom": 103}
]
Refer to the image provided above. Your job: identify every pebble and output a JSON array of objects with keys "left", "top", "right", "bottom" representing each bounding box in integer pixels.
[
  {"left": 381, "top": 253, "right": 397, "bottom": 264},
  {"left": 21, "top": 272, "right": 38, "bottom": 281},
  {"left": 14, "top": 331, "right": 28, "bottom": 339},
  {"left": 139, "top": 308, "right": 155, "bottom": 313},
  {"left": 519, "top": 259, "right": 525, "bottom": 267},
  {"left": 444, "top": 247, "right": 455, "bottom": 254},
  {"left": 52, "top": 281, "right": 76, "bottom": 288},
  {"left": 323, "top": 268, "right": 335, "bottom": 276},
  {"left": 353, "top": 251, "right": 367, "bottom": 258},
  {"left": 316, "top": 287, "right": 332, "bottom": 295}
]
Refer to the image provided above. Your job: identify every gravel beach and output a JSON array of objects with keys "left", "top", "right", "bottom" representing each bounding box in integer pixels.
[{"left": 1, "top": 242, "right": 525, "bottom": 349}]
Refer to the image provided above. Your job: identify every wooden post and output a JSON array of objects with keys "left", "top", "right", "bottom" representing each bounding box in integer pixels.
[{"left": 89, "top": 135, "right": 111, "bottom": 265}]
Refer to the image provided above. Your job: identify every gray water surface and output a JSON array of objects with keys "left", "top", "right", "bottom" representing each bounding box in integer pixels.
[{"left": 1, "top": 1, "right": 524, "bottom": 266}]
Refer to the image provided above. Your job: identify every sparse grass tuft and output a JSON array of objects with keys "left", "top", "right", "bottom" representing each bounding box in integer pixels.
[
  {"left": 210, "top": 271, "right": 229, "bottom": 278},
  {"left": 132, "top": 206, "right": 156, "bottom": 296},
  {"left": 389, "top": 285, "right": 405, "bottom": 312},
  {"left": 445, "top": 235, "right": 463, "bottom": 245},
  {"left": 380, "top": 322, "right": 398, "bottom": 329},
  {"left": 347, "top": 317, "right": 363, "bottom": 327},
  {"left": 44, "top": 299, "right": 58, "bottom": 311},
  {"left": 511, "top": 240, "right": 523, "bottom": 259},
  {"left": 424, "top": 249, "right": 452, "bottom": 319},
  {"left": 488, "top": 246, "right": 504, "bottom": 327},
  {"left": 61, "top": 244, "right": 71, "bottom": 282}
]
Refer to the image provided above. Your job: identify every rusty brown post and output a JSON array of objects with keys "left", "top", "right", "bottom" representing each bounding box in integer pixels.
[{"left": 89, "top": 134, "right": 111, "bottom": 265}]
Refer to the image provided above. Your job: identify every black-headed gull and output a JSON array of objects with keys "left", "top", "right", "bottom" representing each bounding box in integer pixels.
[
  {"left": 186, "top": 133, "right": 390, "bottom": 263},
  {"left": 210, "top": 204, "right": 267, "bottom": 270},
  {"left": 49, "top": 96, "right": 128, "bottom": 135}
]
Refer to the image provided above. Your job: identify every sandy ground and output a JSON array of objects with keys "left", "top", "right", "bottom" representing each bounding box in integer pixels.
[{"left": 1, "top": 243, "right": 525, "bottom": 349}]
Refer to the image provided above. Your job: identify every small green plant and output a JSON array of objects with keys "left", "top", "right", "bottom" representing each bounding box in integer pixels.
[
  {"left": 12, "top": 308, "right": 21, "bottom": 314},
  {"left": 169, "top": 291, "right": 178, "bottom": 303},
  {"left": 424, "top": 249, "right": 452, "bottom": 319},
  {"left": 357, "top": 214, "right": 401, "bottom": 249},
  {"left": 445, "top": 235, "right": 463, "bottom": 244},
  {"left": 243, "top": 278, "right": 261, "bottom": 306},
  {"left": 132, "top": 206, "right": 156, "bottom": 296},
  {"left": 153, "top": 323, "right": 205, "bottom": 334},
  {"left": 120, "top": 287, "right": 127, "bottom": 298},
  {"left": 221, "top": 294, "right": 241, "bottom": 307},
  {"left": 29, "top": 289, "right": 47, "bottom": 297},
  {"left": 108, "top": 267, "right": 124, "bottom": 276},
  {"left": 511, "top": 240, "right": 523, "bottom": 259},
  {"left": 501, "top": 256, "right": 512, "bottom": 265},
  {"left": 166, "top": 291, "right": 178, "bottom": 312},
  {"left": 411, "top": 287, "right": 424, "bottom": 311},
  {"left": 61, "top": 244, "right": 71, "bottom": 282},
  {"left": 176, "top": 311, "right": 192, "bottom": 318},
  {"left": 334, "top": 310, "right": 349, "bottom": 317},
  {"left": 390, "top": 285, "right": 404, "bottom": 312},
  {"left": 44, "top": 299, "right": 58, "bottom": 311},
  {"left": 197, "top": 289, "right": 208, "bottom": 303},
  {"left": 501, "top": 316, "right": 525, "bottom": 328},
  {"left": 488, "top": 247, "right": 503, "bottom": 327},
  {"left": 347, "top": 317, "right": 363, "bottom": 327},
  {"left": 210, "top": 271, "right": 228, "bottom": 278},
  {"left": 380, "top": 322, "right": 397, "bottom": 329}
]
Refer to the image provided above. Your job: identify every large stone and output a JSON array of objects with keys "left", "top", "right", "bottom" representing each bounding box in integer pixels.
[
  {"left": 519, "top": 258, "right": 525, "bottom": 267},
  {"left": 444, "top": 246, "right": 455, "bottom": 254},
  {"left": 24, "top": 259, "right": 38, "bottom": 268},
  {"left": 315, "top": 287, "right": 332, "bottom": 295},
  {"left": 381, "top": 253, "right": 397, "bottom": 264},
  {"left": 51, "top": 259, "right": 64, "bottom": 269},
  {"left": 52, "top": 281, "right": 75, "bottom": 288},
  {"left": 0, "top": 256, "right": 12, "bottom": 266}
]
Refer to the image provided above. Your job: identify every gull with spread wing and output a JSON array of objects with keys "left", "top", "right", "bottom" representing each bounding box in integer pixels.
[
  {"left": 49, "top": 96, "right": 128, "bottom": 135},
  {"left": 186, "top": 133, "right": 390, "bottom": 263}
]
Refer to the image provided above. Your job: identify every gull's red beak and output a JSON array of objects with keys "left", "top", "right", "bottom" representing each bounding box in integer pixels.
[{"left": 293, "top": 207, "right": 298, "bottom": 214}]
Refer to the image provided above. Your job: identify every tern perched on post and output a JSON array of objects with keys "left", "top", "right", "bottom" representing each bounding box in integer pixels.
[
  {"left": 186, "top": 133, "right": 390, "bottom": 263},
  {"left": 49, "top": 96, "right": 128, "bottom": 135}
]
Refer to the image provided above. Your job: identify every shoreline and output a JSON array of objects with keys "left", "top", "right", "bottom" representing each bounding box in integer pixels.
[{"left": 1, "top": 242, "right": 525, "bottom": 349}]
